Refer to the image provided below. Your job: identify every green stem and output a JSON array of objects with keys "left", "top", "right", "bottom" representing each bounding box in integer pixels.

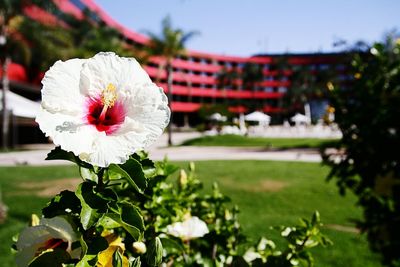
[{"left": 97, "top": 168, "right": 105, "bottom": 189}]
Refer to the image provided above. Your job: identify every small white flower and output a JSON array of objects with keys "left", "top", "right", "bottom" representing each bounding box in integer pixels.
[
  {"left": 243, "top": 250, "right": 261, "bottom": 263},
  {"left": 166, "top": 216, "right": 209, "bottom": 240},
  {"left": 15, "top": 217, "right": 80, "bottom": 267},
  {"left": 132, "top": 241, "right": 147, "bottom": 254},
  {"left": 36, "top": 52, "right": 170, "bottom": 167}
]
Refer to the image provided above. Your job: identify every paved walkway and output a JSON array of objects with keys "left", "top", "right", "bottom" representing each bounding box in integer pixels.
[{"left": 0, "top": 132, "right": 323, "bottom": 166}]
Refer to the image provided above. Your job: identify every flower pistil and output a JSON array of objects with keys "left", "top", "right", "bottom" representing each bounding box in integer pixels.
[{"left": 99, "top": 83, "right": 118, "bottom": 121}]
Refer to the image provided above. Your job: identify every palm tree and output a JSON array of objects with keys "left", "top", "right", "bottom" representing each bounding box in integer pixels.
[{"left": 146, "top": 16, "right": 198, "bottom": 145}]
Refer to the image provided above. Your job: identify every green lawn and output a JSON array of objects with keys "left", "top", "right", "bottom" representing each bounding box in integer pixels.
[
  {"left": 0, "top": 161, "right": 381, "bottom": 267},
  {"left": 181, "top": 134, "right": 339, "bottom": 149}
]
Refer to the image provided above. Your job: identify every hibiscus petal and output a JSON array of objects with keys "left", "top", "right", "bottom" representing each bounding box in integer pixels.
[
  {"left": 36, "top": 107, "right": 96, "bottom": 155},
  {"left": 80, "top": 52, "right": 152, "bottom": 98},
  {"left": 41, "top": 58, "right": 85, "bottom": 115},
  {"left": 120, "top": 83, "right": 170, "bottom": 147}
]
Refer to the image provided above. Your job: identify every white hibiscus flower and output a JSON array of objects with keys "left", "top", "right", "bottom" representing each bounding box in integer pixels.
[
  {"left": 36, "top": 52, "right": 170, "bottom": 167},
  {"left": 16, "top": 216, "right": 80, "bottom": 267},
  {"left": 166, "top": 216, "right": 209, "bottom": 240}
]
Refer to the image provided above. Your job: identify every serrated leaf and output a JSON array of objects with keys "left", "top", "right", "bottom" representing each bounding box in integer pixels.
[
  {"left": 120, "top": 201, "right": 145, "bottom": 232},
  {"left": 75, "top": 182, "right": 117, "bottom": 229},
  {"left": 76, "top": 183, "right": 100, "bottom": 229},
  {"left": 132, "top": 152, "right": 156, "bottom": 178},
  {"left": 97, "top": 202, "right": 144, "bottom": 240},
  {"left": 109, "top": 158, "right": 147, "bottom": 193}
]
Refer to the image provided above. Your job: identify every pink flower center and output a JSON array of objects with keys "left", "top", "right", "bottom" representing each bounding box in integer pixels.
[{"left": 85, "top": 84, "right": 125, "bottom": 135}]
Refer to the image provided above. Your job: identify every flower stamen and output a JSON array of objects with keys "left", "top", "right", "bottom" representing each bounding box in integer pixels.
[{"left": 99, "top": 83, "right": 117, "bottom": 121}]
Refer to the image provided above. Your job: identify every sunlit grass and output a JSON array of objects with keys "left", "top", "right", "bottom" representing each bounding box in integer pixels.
[
  {"left": 0, "top": 161, "right": 381, "bottom": 267},
  {"left": 181, "top": 134, "right": 338, "bottom": 149}
]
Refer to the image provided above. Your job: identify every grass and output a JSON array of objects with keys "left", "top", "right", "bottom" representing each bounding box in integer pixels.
[
  {"left": 181, "top": 134, "right": 339, "bottom": 149},
  {"left": 0, "top": 161, "right": 382, "bottom": 267}
]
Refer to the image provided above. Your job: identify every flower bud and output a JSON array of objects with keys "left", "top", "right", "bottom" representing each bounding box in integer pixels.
[
  {"left": 179, "top": 169, "right": 188, "bottom": 186},
  {"left": 132, "top": 241, "right": 147, "bottom": 254},
  {"left": 189, "top": 162, "right": 195, "bottom": 172}
]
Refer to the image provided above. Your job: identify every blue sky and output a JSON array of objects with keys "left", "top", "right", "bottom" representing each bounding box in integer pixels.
[{"left": 95, "top": 0, "right": 399, "bottom": 57}]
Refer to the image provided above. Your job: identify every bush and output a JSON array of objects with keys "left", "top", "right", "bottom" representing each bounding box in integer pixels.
[
  {"left": 324, "top": 38, "right": 400, "bottom": 266},
  {"left": 13, "top": 149, "right": 331, "bottom": 266}
]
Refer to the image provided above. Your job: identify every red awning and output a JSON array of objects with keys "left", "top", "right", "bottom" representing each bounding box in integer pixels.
[
  {"left": 171, "top": 102, "right": 201, "bottom": 112},
  {"left": 0, "top": 63, "right": 28, "bottom": 83}
]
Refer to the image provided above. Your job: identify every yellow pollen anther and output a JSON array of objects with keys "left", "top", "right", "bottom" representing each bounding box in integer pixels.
[
  {"left": 101, "top": 83, "right": 117, "bottom": 108},
  {"left": 99, "top": 83, "right": 117, "bottom": 121}
]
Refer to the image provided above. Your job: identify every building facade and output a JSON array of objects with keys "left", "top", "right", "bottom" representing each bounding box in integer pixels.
[{"left": 3, "top": 0, "right": 349, "bottom": 131}]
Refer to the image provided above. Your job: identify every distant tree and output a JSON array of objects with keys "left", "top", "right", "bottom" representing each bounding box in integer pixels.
[
  {"left": 241, "top": 62, "right": 264, "bottom": 110},
  {"left": 242, "top": 62, "right": 263, "bottom": 93},
  {"left": 145, "top": 16, "right": 198, "bottom": 145}
]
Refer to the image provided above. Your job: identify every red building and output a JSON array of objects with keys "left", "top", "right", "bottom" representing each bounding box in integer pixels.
[{"left": 3, "top": 0, "right": 349, "bottom": 130}]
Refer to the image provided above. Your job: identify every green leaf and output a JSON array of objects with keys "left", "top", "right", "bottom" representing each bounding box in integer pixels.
[
  {"left": 112, "top": 250, "right": 124, "bottom": 267},
  {"left": 109, "top": 158, "right": 147, "bottom": 193},
  {"left": 146, "top": 237, "right": 163, "bottom": 266},
  {"left": 77, "top": 235, "right": 108, "bottom": 267},
  {"left": 155, "top": 161, "right": 179, "bottom": 176},
  {"left": 46, "top": 147, "right": 93, "bottom": 169},
  {"left": 230, "top": 256, "right": 250, "bottom": 267},
  {"left": 129, "top": 257, "right": 141, "bottom": 267},
  {"left": 42, "top": 190, "right": 81, "bottom": 218},
  {"left": 97, "top": 202, "right": 144, "bottom": 240},
  {"left": 75, "top": 181, "right": 117, "bottom": 229},
  {"left": 76, "top": 183, "right": 100, "bottom": 229},
  {"left": 76, "top": 255, "right": 97, "bottom": 267},
  {"left": 29, "top": 248, "right": 71, "bottom": 267},
  {"left": 120, "top": 201, "right": 145, "bottom": 232},
  {"left": 132, "top": 152, "right": 156, "bottom": 178},
  {"left": 97, "top": 214, "right": 122, "bottom": 229},
  {"left": 159, "top": 236, "right": 184, "bottom": 254},
  {"left": 311, "top": 211, "right": 320, "bottom": 226},
  {"left": 46, "top": 146, "right": 77, "bottom": 163},
  {"left": 80, "top": 167, "right": 98, "bottom": 182}
]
